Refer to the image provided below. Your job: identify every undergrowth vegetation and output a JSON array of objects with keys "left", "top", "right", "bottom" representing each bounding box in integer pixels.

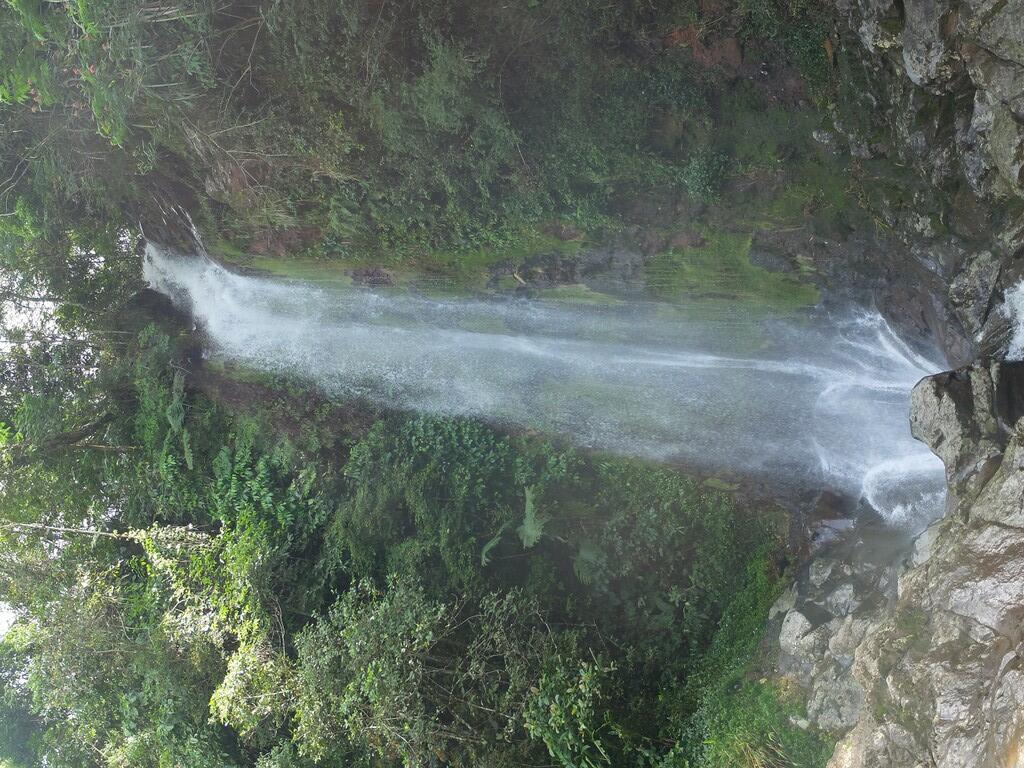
[
  {"left": 0, "top": 324, "right": 829, "bottom": 767},
  {"left": 0, "top": 0, "right": 836, "bottom": 261}
]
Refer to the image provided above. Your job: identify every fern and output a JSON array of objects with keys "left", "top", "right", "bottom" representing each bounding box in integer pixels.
[
  {"left": 573, "top": 540, "right": 605, "bottom": 587},
  {"left": 165, "top": 371, "right": 186, "bottom": 434},
  {"left": 480, "top": 522, "right": 509, "bottom": 567},
  {"left": 181, "top": 428, "right": 194, "bottom": 471},
  {"left": 516, "top": 486, "right": 548, "bottom": 549}
]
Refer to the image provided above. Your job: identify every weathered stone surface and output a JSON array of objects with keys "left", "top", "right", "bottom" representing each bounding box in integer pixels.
[
  {"left": 962, "top": 44, "right": 1024, "bottom": 119},
  {"left": 969, "top": 91, "right": 1024, "bottom": 196},
  {"left": 909, "top": 360, "right": 1024, "bottom": 500},
  {"left": 961, "top": 0, "right": 1024, "bottom": 66},
  {"left": 901, "top": 0, "right": 961, "bottom": 90},
  {"left": 780, "top": 610, "right": 814, "bottom": 659},
  {"left": 834, "top": 0, "right": 1024, "bottom": 201},
  {"left": 949, "top": 249, "right": 1002, "bottom": 338},
  {"left": 809, "top": 667, "right": 865, "bottom": 732},
  {"left": 773, "top": 360, "right": 1024, "bottom": 767}
]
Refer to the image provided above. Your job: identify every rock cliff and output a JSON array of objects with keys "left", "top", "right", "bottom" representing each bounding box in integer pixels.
[
  {"left": 824, "top": 0, "right": 1024, "bottom": 366},
  {"left": 769, "top": 3, "right": 1024, "bottom": 763},
  {"left": 774, "top": 364, "right": 1024, "bottom": 765},
  {"left": 774, "top": 362, "right": 1024, "bottom": 767},
  {"left": 863, "top": 363, "right": 1019, "bottom": 766}
]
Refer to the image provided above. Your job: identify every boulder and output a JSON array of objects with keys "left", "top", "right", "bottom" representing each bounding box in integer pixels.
[{"left": 910, "top": 360, "right": 1024, "bottom": 501}]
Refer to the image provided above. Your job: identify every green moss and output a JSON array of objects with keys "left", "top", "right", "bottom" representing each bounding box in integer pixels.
[
  {"left": 248, "top": 256, "right": 356, "bottom": 285},
  {"left": 211, "top": 228, "right": 589, "bottom": 294},
  {"left": 414, "top": 231, "right": 587, "bottom": 289},
  {"left": 645, "top": 230, "right": 819, "bottom": 313},
  {"left": 712, "top": 85, "right": 821, "bottom": 174},
  {"left": 534, "top": 284, "right": 621, "bottom": 306},
  {"left": 694, "top": 82, "right": 867, "bottom": 236}
]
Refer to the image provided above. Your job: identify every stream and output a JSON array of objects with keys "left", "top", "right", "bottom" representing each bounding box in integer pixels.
[{"left": 144, "top": 243, "right": 947, "bottom": 529}]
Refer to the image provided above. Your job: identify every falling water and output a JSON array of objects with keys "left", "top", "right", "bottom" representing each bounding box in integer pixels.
[{"left": 144, "top": 243, "right": 947, "bottom": 529}]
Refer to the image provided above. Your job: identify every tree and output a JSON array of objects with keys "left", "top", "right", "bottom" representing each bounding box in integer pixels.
[{"left": 288, "top": 576, "right": 591, "bottom": 767}]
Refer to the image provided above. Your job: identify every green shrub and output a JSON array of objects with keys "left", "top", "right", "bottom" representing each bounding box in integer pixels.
[{"left": 675, "top": 555, "right": 832, "bottom": 768}]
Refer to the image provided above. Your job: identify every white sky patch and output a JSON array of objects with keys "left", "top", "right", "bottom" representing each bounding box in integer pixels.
[
  {"left": 1, "top": 268, "right": 57, "bottom": 350},
  {"left": 0, "top": 603, "right": 16, "bottom": 638},
  {"left": 1006, "top": 281, "right": 1024, "bottom": 361}
]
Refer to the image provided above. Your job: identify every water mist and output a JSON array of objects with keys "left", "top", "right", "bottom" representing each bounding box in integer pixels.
[{"left": 145, "top": 244, "right": 947, "bottom": 529}]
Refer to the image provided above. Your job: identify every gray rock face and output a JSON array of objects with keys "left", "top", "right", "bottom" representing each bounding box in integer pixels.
[
  {"left": 909, "top": 360, "right": 1024, "bottom": 500},
  {"left": 774, "top": 361, "right": 1024, "bottom": 767},
  {"left": 770, "top": 531, "right": 906, "bottom": 749},
  {"left": 835, "top": 0, "right": 1024, "bottom": 362},
  {"left": 948, "top": 250, "right": 1002, "bottom": 339},
  {"left": 822, "top": 0, "right": 1024, "bottom": 366},
  {"left": 769, "top": 6, "right": 1024, "bottom": 764},
  {"left": 836, "top": 0, "right": 1024, "bottom": 199},
  {"left": 901, "top": 0, "right": 961, "bottom": 90}
]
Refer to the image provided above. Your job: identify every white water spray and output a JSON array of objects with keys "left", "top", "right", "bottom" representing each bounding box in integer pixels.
[
  {"left": 145, "top": 244, "right": 947, "bottom": 529},
  {"left": 1005, "top": 280, "right": 1024, "bottom": 361}
]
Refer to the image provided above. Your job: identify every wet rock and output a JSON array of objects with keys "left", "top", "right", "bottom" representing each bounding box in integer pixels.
[
  {"left": 949, "top": 249, "right": 1003, "bottom": 337},
  {"left": 577, "top": 245, "right": 646, "bottom": 283},
  {"left": 810, "top": 559, "right": 838, "bottom": 589},
  {"left": 347, "top": 266, "right": 395, "bottom": 286},
  {"left": 824, "top": 583, "right": 861, "bottom": 616},
  {"left": 771, "top": 358, "right": 1024, "bottom": 767},
  {"left": 910, "top": 360, "right": 1024, "bottom": 501},
  {"left": 114, "top": 287, "right": 194, "bottom": 336},
  {"left": 515, "top": 252, "right": 582, "bottom": 287},
  {"left": 745, "top": 226, "right": 976, "bottom": 366},
  {"left": 487, "top": 245, "right": 646, "bottom": 294},
  {"left": 815, "top": 490, "right": 857, "bottom": 519},
  {"left": 139, "top": 199, "right": 204, "bottom": 256}
]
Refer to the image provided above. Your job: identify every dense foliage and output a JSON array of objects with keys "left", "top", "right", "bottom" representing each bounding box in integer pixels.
[
  {"left": 0, "top": 316, "right": 831, "bottom": 766},
  {"left": 0, "top": 1, "right": 840, "bottom": 766},
  {"left": 0, "top": 0, "right": 832, "bottom": 255}
]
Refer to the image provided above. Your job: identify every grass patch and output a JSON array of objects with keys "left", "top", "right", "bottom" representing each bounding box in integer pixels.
[{"left": 703, "top": 477, "right": 740, "bottom": 492}]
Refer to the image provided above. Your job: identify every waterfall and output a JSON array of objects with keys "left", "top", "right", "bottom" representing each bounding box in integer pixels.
[
  {"left": 144, "top": 243, "right": 947, "bottom": 529},
  {"left": 1005, "top": 280, "right": 1024, "bottom": 360}
]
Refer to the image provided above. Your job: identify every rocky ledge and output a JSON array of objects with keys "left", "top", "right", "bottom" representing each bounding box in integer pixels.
[{"left": 773, "top": 360, "right": 1024, "bottom": 767}]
